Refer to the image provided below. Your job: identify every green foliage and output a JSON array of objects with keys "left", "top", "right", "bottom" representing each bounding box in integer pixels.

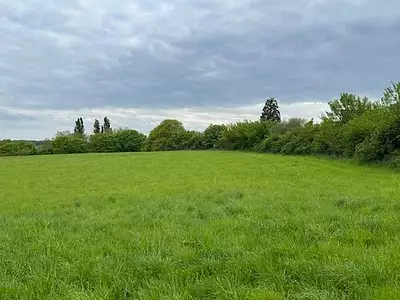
[
  {"left": 269, "top": 118, "right": 306, "bottom": 135},
  {"left": 260, "top": 97, "right": 281, "bottom": 122},
  {"left": 381, "top": 81, "right": 400, "bottom": 107},
  {"left": 0, "top": 140, "right": 37, "bottom": 156},
  {"left": 52, "top": 135, "right": 88, "bottom": 154},
  {"left": 312, "top": 121, "right": 344, "bottom": 156},
  {"left": 325, "top": 93, "right": 374, "bottom": 124},
  {"left": 219, "top": 121, "right": 271, "bottom": 150},
  {"left": 4, "top": 81, "right": 400, "bottom": 168},
  {"left": 36, "top": 139, "right": 53, "bottom": 155},
  {"left": 280, "top": 121, "right": 317, "bottom": 155},
  {"left": 113, "top": 129, "right": 147, "bottom": 152},
  {"left": 203, "top": 124, "right": 226, "bottom": 149},
  {"left": 89, "top": 132, "right": 115, "bottom": 153},
  {"left": 102, "top": 117, "right": 112, "bottom": 134},
  {"left": 255, "top": 119, "right": 310, "bottom": 154},
  {"left": 90, "top": 129, "right": 146, "bottom": 153},
  {"left": 182, "top": 131, "right": 206, "bottom": 150},
  {"left": 390, "top": 150, "right": 400, "bottom": 169},
  {"left": 93, "top": 119, "right": 101, "bottom": 134},
  {"left": 354, "top": 132, "right": 385, "bottom": 163},
  {"left": 145, "top": 119, "right": 187, "bottom": 151},
  {"left": 74, "top": 117, "right": 85, "bottom": 136}
]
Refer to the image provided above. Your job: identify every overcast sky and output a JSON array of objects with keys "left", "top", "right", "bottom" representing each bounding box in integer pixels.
[{"left": 1, "top": 0, "right": 399, "bottom": 139}]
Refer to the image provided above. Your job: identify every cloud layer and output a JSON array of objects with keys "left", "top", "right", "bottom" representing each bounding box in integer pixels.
[{"left": 1, "top": 0, "right": 399, "bottom": 138}]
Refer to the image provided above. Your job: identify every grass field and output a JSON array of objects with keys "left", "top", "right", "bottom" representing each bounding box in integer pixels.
[{"left": 1, "top": 151, "right": 400, "bottom": 300}]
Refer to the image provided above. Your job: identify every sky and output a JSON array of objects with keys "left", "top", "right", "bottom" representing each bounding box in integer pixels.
[{"left": 1, "top": 0, "right": 399, "bottom": 139}]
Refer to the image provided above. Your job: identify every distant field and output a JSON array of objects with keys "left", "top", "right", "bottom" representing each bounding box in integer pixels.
[{"left": 1, "top": 151, "right": 400, "bottom": 300}]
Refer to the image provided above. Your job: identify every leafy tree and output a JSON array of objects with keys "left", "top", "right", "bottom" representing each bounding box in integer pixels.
[
  {"left": 325, "top": 93, "right": 373, "bottom": 124},
  {"left": 0, "top": 141, "right": 37, "bottom": 156},
  {"left": 102, "top": 117, "right": 112, "bottom": 133},
  {"left": 89, "top": 133, "right": 115, "bottom": 153},
  {"left": 203, "top": 124, "right": 226, "bottom": 149},
  {"left": 37, "top": 139, "right": 53, "bottom": 155},
  {"left": 89, "top": 129, "right": 146, "bottom": 153},
  {"left": 269, "top": 118, "right": 306, "bottom": 135},
  {"left": 144, "top": 119, "right": 186, "bottom": 151},
  {"left": 182, "top": 131, "right": 206, "bottom": 150},
  {"left": 219, "top": 121, "right": 271, "bottom": 150},
  {"left": 260, "top": 97, "right": 281, "bottom": 122},
  {"left": 74, "top": 118, "right": 85, "bottom": 136},
  {"left": 93, "top": 119, "right": 101, "bottom": 134},
  {"left": 56, "top": 131, "right": 73, "bottom": 137},
  {"left": 113, "top": 129, "right": 146, "bottom": 152},
  {"left": 52, "top": 135, "right": 88, "bottom": 154},
  {"left": 340, "top": 107, "right": 388, "bottom": 157},
  {"left": 354, "top": 132, "right": 385, "bottom": 163},
  {"left": 381, "top": 81, "right": 400, "bottom": 107}
]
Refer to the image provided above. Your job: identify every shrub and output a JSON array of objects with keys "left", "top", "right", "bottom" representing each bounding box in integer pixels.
[
  {"left": 0, "top": 141, "right": 37, "bottom": 156},
  {"left": 203, "top": 124, "right": 226, "bottom": 149},
  {"left": 36, "top": 139, "right": 53, "bottom": 155},
  {"left": 390, "top": 150, "right": 400, "bottom": 169},
  {"left": 219, "top": 121, "right": 271, "bottom": 150},
  {"left": 256, "top": 133, "right": 282, "bottom": 153},
  {"left": 182, "top": 131, "right": 206, "bottom": 150},
  {"left": 89, "top": 129, "right": 146, "bottom": 153},
  {"left": 354, "top": 132, "right": 384, "bottom": 163},
  {"left": 89, "top": 133, "right": 116, "bottom": 153},
  {"left": 52, "top": 135, "right": 88, "bottom": 154},
  {"left": 340, "top": 108, "right": 391, "bottom": 157},
  {"left": 311, "top": 120, "right": 344, "bottom": 156},
  {"left": 112, "top": 129, "right": 146, "bottom": 152},
  {"left": 269, "top": 118, "right": 306, "bottom": 135},
  {"left": 280, "top": 121, "right": 316, "bottom": 155},
  {"left": 145, "top": 119, "right": 187, "bottom": 151}
]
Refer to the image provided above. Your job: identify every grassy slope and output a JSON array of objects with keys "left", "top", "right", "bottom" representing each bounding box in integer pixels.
[{"left": 0, "top": 151, "right": 399, "bottom": 300}]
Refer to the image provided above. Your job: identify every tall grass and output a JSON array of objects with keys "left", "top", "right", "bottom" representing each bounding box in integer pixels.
[{"left": 0, "top": 151, "right": 399, "bottom": 299}]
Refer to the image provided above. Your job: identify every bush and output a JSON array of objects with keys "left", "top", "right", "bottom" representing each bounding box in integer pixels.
[
  {"left": 340, "top": 108, "right": 390, "bottom": 157},
  {"left": 113, "top": 129, "right": 146, "bottom": 152},
  {"left": 311, "top": 120, "right": 344, "bottom": 156},
  {"left": 144, "top": 119, "right": 187, "bottom": 151},
  {"left": 390, "top": 150, "right": 400, "bottom": 169},
  {"left": 256, "top": 133, "right": 282, "bottom": 153},
  {"left": 89, "top": 130, "right": 146, "bottom": 153},
  {"left": 269, "top": 118, "right": 306, "bottom": 135},
  {"left": 182, "top": 131, "right": 206, "bottom": 150},
  {"left": 203, "top": 124, "right": 226, "bottom": 149},
  {"left": 354, "top": 132, "right": 384, "bottom": 163},
  {"left": 52, "top": 135, "right": 88, "bottom": 154},
  {"left": 280, "top": 121, "right": 316, "bottom": 155},
  {"left": 219, "top": 121, "right": 271, "bottom": 150},
  {"left": 89, "top": 133, "right": 116, "bottom": 153},
  {"left": 36, "top": 139, "right": 53, "bottom": 155},
  {"left": 0, "top": 141, "right": 37, "bottom": 156}
]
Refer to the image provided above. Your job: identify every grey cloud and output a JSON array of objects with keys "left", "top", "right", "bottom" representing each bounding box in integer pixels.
[
  {"left": 0, "top": 107, "right": 37, "bottom": 122},
  {"left": 0, "top": 0, "right": 399, "bottom": 116}
]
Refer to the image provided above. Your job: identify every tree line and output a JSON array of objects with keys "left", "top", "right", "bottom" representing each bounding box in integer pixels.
[{"left": 1, "top": 82, "right": 400, "bottom": 167}]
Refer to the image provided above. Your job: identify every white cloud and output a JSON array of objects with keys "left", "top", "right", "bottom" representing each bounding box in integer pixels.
[{"left": 0, "top": 0, "right": 399, "bottom": 139}]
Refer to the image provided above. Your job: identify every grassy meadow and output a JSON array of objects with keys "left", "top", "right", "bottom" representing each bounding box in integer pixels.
[{"left": 0, "top": 151, "right": 400, "bottom": 299}]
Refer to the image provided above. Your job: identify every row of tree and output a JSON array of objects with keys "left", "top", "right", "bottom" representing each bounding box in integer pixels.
[
  {"left": 1, "top": 82, "right": 400, "bottom": 167},
  {"left": 74, "top": 117, "right": 112, "bottom": 136}
]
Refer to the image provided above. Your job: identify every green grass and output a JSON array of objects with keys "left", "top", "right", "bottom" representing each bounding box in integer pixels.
[{"left": 1, "top": 151, "right": 400, "bottom": 300}]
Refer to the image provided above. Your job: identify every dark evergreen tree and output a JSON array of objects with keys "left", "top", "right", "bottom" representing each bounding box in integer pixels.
[
  {"left": 103, "top": 117, "right": 112, "bottom": 133},
  {"left": 260, "top": 97, "right": 281, "bottom": 122},
  {"left": 93, "top": 119, "right": 101, "bottom": 134},
  {"left": 74, "top": 117, "right": 85, "bottom": 136}
]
